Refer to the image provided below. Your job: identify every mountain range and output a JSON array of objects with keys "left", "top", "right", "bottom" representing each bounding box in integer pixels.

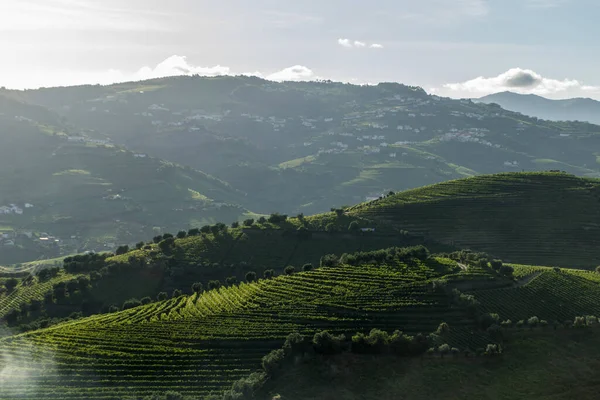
[
  {"left": 3, "top": 77, "right": 600, "bottom": 264},
  {"left": 478, "top": 91, "right": 600, "bottom": 125}
]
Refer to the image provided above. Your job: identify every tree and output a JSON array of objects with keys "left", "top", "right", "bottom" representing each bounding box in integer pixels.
[
  {"left": 348, "top": 221, "right": 360, "bottom": 232},
  {"left": 302, "top": 263, "right": 313, "bottom": 272},
  {"left": 596, "top": 266, "right": 600, "bottom": 274},
  {"left": 200, "top": 225, "right": 211, "bottom": 234},
  {"left": 77, "top": 276, "right": 90, "bottom": 291},
  {"left": 122, "top": 298, "right": 141, "bottom": 310},
  {"left": 313, "top": 330, "right": 345, "bottom": 355},
  {"left": 172, "top": 289, "right": 182, "bottom": 298},
  {"left": 115, "top": 245, "right": 129, "bottom": 255},
  {"left": 140, "top": 296, "right": 152, "bottom": 305},
  {"left": 153, "top": 235, "right": 163, "bottom": 243},
  {"left": 231, "top": 221, "right": 240, "bottom": 229},
  {"left": 320, "top": 254, "right": 339, "bottom": 268},
  {"left": 243, "top": 219, "right": 254, "bottom": 227},
  {"left": 165, "top": 391, "right": 184, "bottom": 400},
  {"left": 158, "top": 237, "right": 175, "bottom": 252},
  {"left": 245, "top": 271, "right": 257, "bottom": 282},
  {"left": 438, "top": 344, "right": 450, "bottom": 358},
  {"left": 208, "top": 280, "right": 221, "bottom": 290},
  {"left": 490, "top": 259, "right": 503, "bottom": 271},
  {"left": 226, "top": 276, "right": 238, "bottom": 286},
  {"left": 257, "top": 216, "right": 267, "bottom": 224},
  {"left": 162, "top": 233, "right": 174, "bottom": 239},
  {"left": 188, "top": 228, "right": 200, "bottom": 236},
  {"left": 192, "top": 282, "right": 203, "bottom": 294},
  {"left": 262, "top": 349, "right": 285, "bottom": 375},
  {"left": 499, "top": 265, "right": 514, "bottom": 278},
  {"left": 5, "top": 278, "right": 18, "bottom": 291},
  {"left": 43, "top": 292, "right": 54, "bottom": 304},
  {"left": 176, "top": 230, "right": 187, "bottom": 239},
  {"left": 325, "top": 223, "right": 336, "bottom": 233},
  {"left": 263, "top": 270, "right": 274, "bottom": 279},
  {"left": 284, "top": 266, "right": 295, "bottom": 275},
  {"left": 157, "top": 292, "right": 168, "bottom": 301},
  {"left": 135, "top": 241, "right": 145, "bottom": 250},
  {"left": 435, "top": 322, "right": 450, "bottom": 335}
]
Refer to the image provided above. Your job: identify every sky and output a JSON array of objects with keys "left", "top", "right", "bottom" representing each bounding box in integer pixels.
[{"left": 1, "top": 0, "right": 599, "bottom": 99}]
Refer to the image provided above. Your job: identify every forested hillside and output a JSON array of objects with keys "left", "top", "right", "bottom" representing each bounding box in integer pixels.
[
  {"left": 5, "top": 76, "right": 600, "bottom": 217},
  {"left": 0, "top": 96, "right": 249, "bottom": 264}
]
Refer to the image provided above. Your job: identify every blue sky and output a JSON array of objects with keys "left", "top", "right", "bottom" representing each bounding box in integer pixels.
[{"left": 1, "top": 0, "right": 599, "bottom": 99}]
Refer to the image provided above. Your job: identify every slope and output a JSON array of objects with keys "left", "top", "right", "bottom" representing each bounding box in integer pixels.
[
  {"left": 0, "top": 95, "right": 249, "bottom": 264},
  {"left": 0, "top": 252, "right": 478, "bottom": 399},
  {"left": 261, "top": 328, "right": 600, "bottom": 400},
  {"left": 6, "top": 77, "right": 600, "bottom": 216},
  {"left": 479, "top": 91, "right": 600, "bottom": 125},
  {"left": 349, "top": 172, "right": 600, "bottom": 267}
]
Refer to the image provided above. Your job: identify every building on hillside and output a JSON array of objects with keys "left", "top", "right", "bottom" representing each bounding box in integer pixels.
[{"left": 361, "top": 228, "right": 376, "bottom": 232}]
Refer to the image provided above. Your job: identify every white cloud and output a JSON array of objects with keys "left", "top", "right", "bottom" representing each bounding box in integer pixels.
[
  {"left": 266, "top": 65, "right": 316, "bottom": 82},
  {"left": 134, "top": 55, "right": 230, "bottom": 80},
  {"left": 337, "top": 38, "right": 353, "bottom": 48},
  {"left": 337, "top": 39, "right": 383, "bottom": 49},
  {"left": 441, "top": 68, "right": 594, "bottom": 96}
]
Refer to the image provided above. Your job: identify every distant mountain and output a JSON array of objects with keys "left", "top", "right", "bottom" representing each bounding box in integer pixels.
[
  {"left": 5, "top": 76, "right": 600, "bottom": 220},
  {"left": 0, "top": 95, "right": 250, "bottom": 264},
  {"left": 477, "top": 91, "right": 600, "bottom": 124}
]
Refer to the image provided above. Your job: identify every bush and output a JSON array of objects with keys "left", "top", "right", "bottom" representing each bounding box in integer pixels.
[
  {"left": 176, "top": 231, "right": 187, "bottom": 239},
  {"left": 484, "top": 344, "right": 501, "bottom": 356},
  {"left": 438, "top": 344, "right": 450, "bottom": 358},
  {"left": 313, "top": 330, "right": 345, "bottom": 355},
  {"left": 122, "top": 298, "right": 142, "bottom": 310},
  {"left": 172, "top": 289, "right": 182, "bottom": 298},
  {"left": 527, "top": 316, "right": 540, "bottom": 328},
  {"left": 320, "top": 254, "right": 340, "bottom": 268},
  {"left": 187, "top": 228, "right": 200, "bottom": 236},
  {"left": 115, "top": 245, "right": 129, "bottom": 255},
  {"left": 351, "top": 329, "right": 390, "bottom": 354},
  {"left": 225, "top": 276, "right": 237, "bottom": 286},
  {"left": 245, "top": 271, "right": 257, "bottom": 282},
  {"left": 490, "top": 259, "right": 503, "bottom": 271},
  {"left": 283, "top": 332, "right": 310, "bottom": 356},
  {"left": 499, "top": 265, "right": 514, "bottom": 278},
  {"left": 5, "top": 278, "right": 19, "bottom": 291},
  {"left": 243, "top": 219, "right": 254, "bottom": 227},
  {"left": 140, "top": 297, "right": 152, "bottom": 305},
  {"left": 302, "top": 263, "right": 313, "bottom": 272},
  {"left": 284, "top": 266, "right": 295, "bottom": 275},
  {"left": 208, "top": 280, "right": 221, "bottom": 290},
  {"left": 435, "top": 322, "right": 450, "bottom": 335},
  {"left": 263, "top": 270, "right": 274, "bottom": 279},
  {"left": 157, "top": 292, "right": 168, "bottom": 301},
  {"left": 574, "top": 316, "right": 586, "bottom": 328},
  {"left": 262, "top": 349, "right": 285, "bottom": 375}
]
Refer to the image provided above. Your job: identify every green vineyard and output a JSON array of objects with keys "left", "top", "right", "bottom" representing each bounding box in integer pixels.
[
  {"left": 350, "top": 172, "right": 600, "bottom": 267},
  {"left": 0, "top": 256, "right": 486, "bottom": 399}
]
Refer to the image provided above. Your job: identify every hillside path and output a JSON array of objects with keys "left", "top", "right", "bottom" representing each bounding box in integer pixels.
[{"left": 513, "top": 271, "right": 543, "bottom": 288}]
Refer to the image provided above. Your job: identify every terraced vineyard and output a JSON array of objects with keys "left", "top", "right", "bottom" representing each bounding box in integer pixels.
[
  {"left": 350, "top": 172, "right": 600, "bottom": 267},
  {"left": 473, "top": 267, "right": 600, "bottom": 322},
  {"left": 0, "top": 256, "right": 486, "bottom": 399}
]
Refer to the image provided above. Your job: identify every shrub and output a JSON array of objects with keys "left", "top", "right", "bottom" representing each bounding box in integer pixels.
[
  {"left": 574, "top": 316, "right": 586, "bottom": 328},
  {"left": 122, "top": 298, "right": 141, "bottom": 310},
  {"left": 320, "top": 254, "right": 340, "bottom": 268},
  {"left": 115, "top": 245, "right": 129, "bottom": 255},
  {"left": 435, "top": 322, "right": 450, "bottom": 335},
  {"left": 191, "top": 282, "right": 203, "bottom": 294},
  {"left": 500, "top": 319, "right": 513, "bottom": 328},
  {"left": 283, "top": 332, "right": 310, "bottom": 356},
  {"left": 245, "top": 271, "right": 257, "bottom": 282},
  {"left": 187, "top": 228, "right": 200, "bottom": 236},
  {"left": 262, "top": 349, "right": 285, "bottom": 375},
  {"left": 208, "top": 280, "right": 221, "bottom": 290},
  {"left": 313, "top": 330, "right": 345, "bottom": 355},
  {"left": 284, "top": 266, "right": 295, "bottom": 275},
  {"left": 499, "top": 265, "right": 514, "bottom": 278},
  {"left": 157, "top": 292, "right": 168, "bottom": 301},
  {"left": 176, "top": 231, "right": 187, "bottom": 239},
  {"left": 243, "top": 219, "right": 255, "bottom": 227},
  {"left": 140, "top": 297, "right": 152, "bottom": 305},
  {"left": 263, "top": 270, "right": 274, "bottom": 279},
  {"left": 438, "top": 344, "right": 450, "bottom": 358},
  {"left": 485, "top": 344, "right": 501, "bottom": 356},
  {"left": 172, "top": 289, "right": 182, "bottom": 298},
  {"left": 527, "top": 316, "right": 540, "bottom": 328},
  {"left": 135, "top": 241, "right": 145, "bottom": 249},
  {"left": 5, "top": 278, "right": 19, "bottom": 291},
  {"left": 490, "top": 259, "right": 503, "bottom": 271},
  {"left": 302, "top": 263, "right": 313, "bottom": 272},
  {"left": 226, "top": 276, "right": 238, "bottom": 286}
]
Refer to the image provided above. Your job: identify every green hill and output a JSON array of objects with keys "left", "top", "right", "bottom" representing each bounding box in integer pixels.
[
  {"left": 5, "top": 77, "right": 600, "bottom": 216},
  {"left": 0, "top": 96, "right": 249, "bottom": 264},
  {"left": 0, "top": 251, "right": 484, "bottom": 399},
  {"left": 350, "top": 172, "right": 600, "bottom": 268},
  {"left": 261, "top": 328, "right": 600, "bottom": 400}
]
